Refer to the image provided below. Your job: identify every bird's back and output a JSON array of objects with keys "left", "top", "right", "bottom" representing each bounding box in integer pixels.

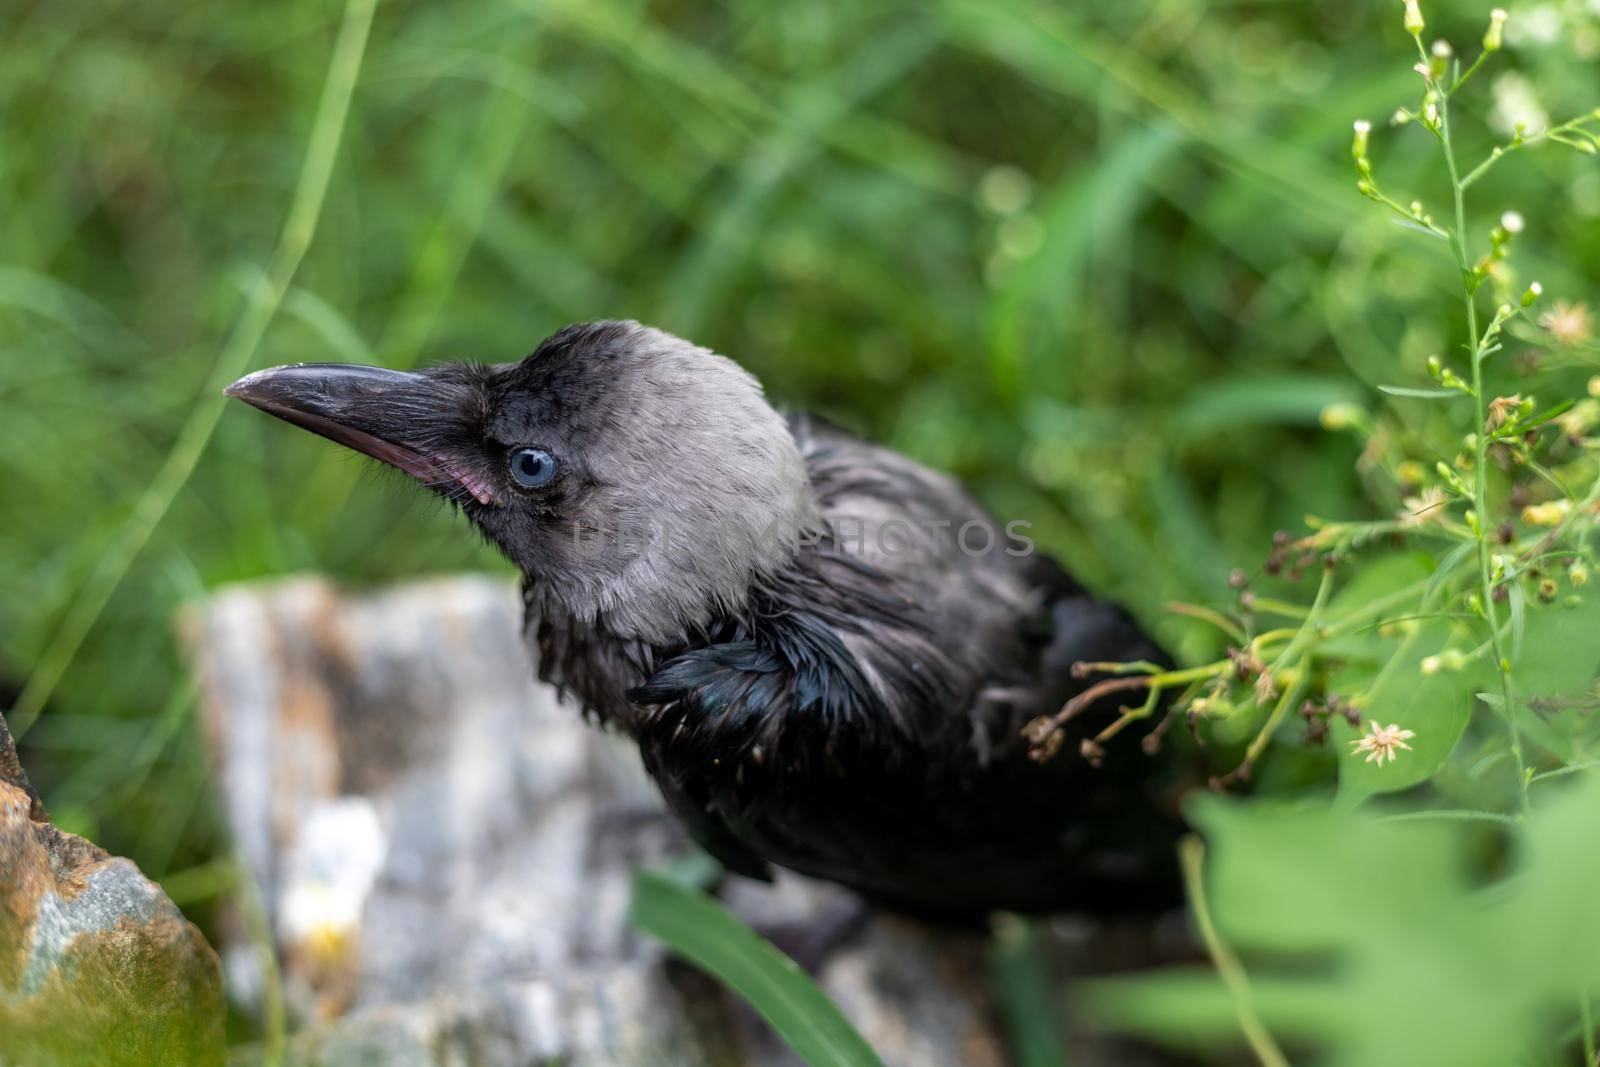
[{"left": 614, "top": 415, "right": 1184, "bottom": 916}]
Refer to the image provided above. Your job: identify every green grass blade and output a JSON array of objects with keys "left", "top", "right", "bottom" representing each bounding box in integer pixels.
[
  {"left": 3, "top": 0, "right": 379, "bottom": 738},
  {"left": 990, "top": 914, "right": 1070, "bottom": 1067},
  {"left": 628, "top": 870, "right": 885, "bottom": 1067}
]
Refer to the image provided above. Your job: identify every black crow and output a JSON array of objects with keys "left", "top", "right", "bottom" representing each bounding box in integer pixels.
[{"left": 227, "top": 320, "right": 1182, "bottom": 917}]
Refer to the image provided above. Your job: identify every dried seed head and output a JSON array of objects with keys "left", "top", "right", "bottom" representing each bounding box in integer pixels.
[
  {"left": 1486, "top": 393, "right": 1523, "bottom": 431},
  {"left": 1541, "top": 299, "right": 1593, "bottom": 343}
]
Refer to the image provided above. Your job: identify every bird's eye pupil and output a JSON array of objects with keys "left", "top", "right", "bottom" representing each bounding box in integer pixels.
[{"left": 509, "top": 447, "right": 556, "bottom": 488}]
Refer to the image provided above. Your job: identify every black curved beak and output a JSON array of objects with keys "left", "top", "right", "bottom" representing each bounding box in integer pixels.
[{"left": 226, "top": 363, "right": 497, "bottom": 505}]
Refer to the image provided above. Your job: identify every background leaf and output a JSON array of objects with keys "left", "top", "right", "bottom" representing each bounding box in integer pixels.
[
  {"left": 1086, "top": 779, "right": 1600, "bottom": 1067},
  {"left": 1332, "top": 616, "right": 1494, "bottom": 800},
  {"left": 629, "top": 870, "right": 885, "bottom": 1067}
]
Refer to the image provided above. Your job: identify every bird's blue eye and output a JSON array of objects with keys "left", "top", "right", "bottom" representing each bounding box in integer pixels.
[{"left": 508, "top": 447, "right": 557, "bottom": 489}]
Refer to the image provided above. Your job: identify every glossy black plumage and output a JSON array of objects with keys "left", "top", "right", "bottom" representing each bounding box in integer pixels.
[
  {"left": 227, "top": 321, "right": 1185, "bottom": 918},
  {"left": 531, "top": 415, "right": 1183, "bottom": 916}
]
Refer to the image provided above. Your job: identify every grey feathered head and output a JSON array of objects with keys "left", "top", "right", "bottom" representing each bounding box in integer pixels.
[{"left": 226, "top": 321, "right": 820, "bottom": 641}]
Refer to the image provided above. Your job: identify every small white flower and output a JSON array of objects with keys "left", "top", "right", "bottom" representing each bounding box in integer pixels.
[
  {"left": 1500, "top": 210, "right": 1525, "bottom": 233},
  {"left": 1351, "top": 721, "right": 1416, "bottom": 765},
  {"left": 1432, "top": 38, "right": 1453, "bottom": 57},
  {"left": 1353, "top": 119, "right": 1372, "bottom": 134},
  {"left": 1490, "top": 71, "right": 1549, "bottom": 137},
  {"left": 1509, "top": 4, "right": 1561, "bottom": 46}
]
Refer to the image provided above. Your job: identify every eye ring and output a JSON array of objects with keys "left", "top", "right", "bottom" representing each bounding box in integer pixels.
[{"left": 508, "top": 447, "right": 558, "bottom": 489}]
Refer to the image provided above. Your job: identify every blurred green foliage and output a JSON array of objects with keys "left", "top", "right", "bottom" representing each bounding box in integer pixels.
[
  {"left": 1089, "top": 777, "right": 1600, "bottom": 1067},
  {"left": 6, "top": 0, "right": 1600, "bottom": 1052}
]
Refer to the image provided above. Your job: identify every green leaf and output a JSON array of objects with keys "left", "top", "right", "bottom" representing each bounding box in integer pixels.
[
  {"left": 1172, "top": 372, "right": 1366, "bottom": 439},
  {"left": 1085, "top": 780, "right": 1600, "bottom": 1067},
  {"left": 1512, "top": 592, "right": 1600, "bottom": 700},
  {"left": 1423, "top": 541, "right": 1477, "bottom": 610},
  {"left": 628, "top": 870, "right": 885, "bottom": 1067},
  {"left": 1486, "top": 593, "right": 1600, "bottom": 762},
  {"left": 1377, "top": 384, "right": 1467, "bottom": 399},
  {"left": 1388, "top": 217, "right": 1449, "bottom": 240},
  {"left": 1317, "top": 551, "right": 1434, "bottom": 662},
  {"left": 1332, "top": 618, "right": 1492, "bottom": 799},
  {"left": 990, "top": 914, "right": 1071, "bottom": 1067}
]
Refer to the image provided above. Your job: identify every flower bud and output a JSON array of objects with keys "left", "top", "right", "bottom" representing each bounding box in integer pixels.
[
  {"left": 1522, "top": 500, "right": 1572, "bottom": 527},
  {"left": 1320, "top": 403, "right": 1364, "bottom": 431},
  {"left": 1500, "top": 210, "right": 1524, "bottom": 234},
  {"left": 1404, "top": 0, "right": 1426, "bottom": 37},
  {"left": 1352, "top": 119, "right": 1371, "bottom": 162},
  {"left": 1522, "top": 281, "right": 1542, "bottom": 307},
  {"left": 1571, "top": 561, "right": 1591, "bottom": 587},
  {"left": 1421, "top": 649, "right": 1467, "bottom": 676},
  {"left": 1484, "top": 8, "right": 1507, "bottom": 51}
]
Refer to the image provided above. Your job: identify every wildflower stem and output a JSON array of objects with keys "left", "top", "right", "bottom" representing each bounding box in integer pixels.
[
  {"left": 1244, "top": 670, "right": 1308, "bottom": 768},
  {"left": 1238, "top": 569, "right": 1332, "bottom": 765},
  {"left": 1461, "top": 114, "right": 1600, "bottom": 190},
  {"left": 1580, "top": 990, "right": 1596, "bottom": 1066},
  {"left": 3, "top": 0, "right": 381, "bottom": 741},
  {"left": 1438, "top": 91, "right": 1532, "bottom": 814},
  {"left": 1180, "top": 837, "right": 1292, "bottom": 1067},
  {"left": 1449, "top": 50, "right": 1493, "bottom": 97}
]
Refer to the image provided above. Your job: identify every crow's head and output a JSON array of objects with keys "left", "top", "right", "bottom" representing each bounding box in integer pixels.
[{"left": 227, "top": 320, "right": 819, "bottom": 641}]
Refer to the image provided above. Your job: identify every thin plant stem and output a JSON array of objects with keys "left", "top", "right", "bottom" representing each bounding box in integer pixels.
[
  {"left": 6, "top": 0, "right": 380, "bottom": 739},
  {"left": 1437, "top": 89, "right": 1531, "bottom": 815},
  {"left": 1180, "top": 837, "right": 1291, "bottom": 1067},
  {"left": 1581, "top": 990, "right": 1596, "bottom": 1066},
  {"left": 1461, "top": 113, "right": 1600, "bottom": 190}
]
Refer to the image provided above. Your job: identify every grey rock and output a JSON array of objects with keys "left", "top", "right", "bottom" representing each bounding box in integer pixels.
[
  {"left": 0, "top": 710, "right": 226, "bottom": 1067},
  {"left": 189, "top": 576, "right": 1111, "bottom": 1065}
]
